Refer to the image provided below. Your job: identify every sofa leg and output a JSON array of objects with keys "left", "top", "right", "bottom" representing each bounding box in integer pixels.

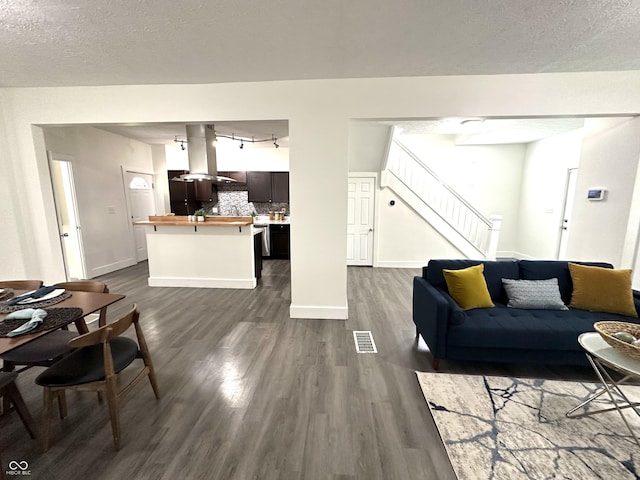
[{"left": 433, "top": 358, "right": 440, "bottom": 371}]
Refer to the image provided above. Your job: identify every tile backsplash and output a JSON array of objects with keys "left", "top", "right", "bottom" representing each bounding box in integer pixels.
[{"left": 202, "top": 184, "right": 289, "bottom": 216}]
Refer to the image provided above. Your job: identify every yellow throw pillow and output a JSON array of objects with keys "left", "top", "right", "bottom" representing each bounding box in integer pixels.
[
  {"left": 442, "top": 264, "right": 495, "bottom": 310},
  {"left": 568, "top": 263, "right": 638, "bottom": 317}
]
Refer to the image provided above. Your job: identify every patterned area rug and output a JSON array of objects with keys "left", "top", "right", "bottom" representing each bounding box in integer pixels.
[{"left": 416, "top": 372, "right": 640, "bottom": 480}]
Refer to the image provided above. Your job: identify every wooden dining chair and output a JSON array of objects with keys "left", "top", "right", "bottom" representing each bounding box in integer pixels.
[
  {"left": 0, "top": 280, "right": 43, "bottom": 291},
  {"left": 0, "top": 372, "right": 37, "bottom": 439},
  {"left": 54, "top": 281, "right": 110, "bottom": 327},
  {"left": 35, "top": 304, "right": 160, "bottom": 451},
  {"left": 1, "top": 280, "right": 110, "bottom": 374},
  {"left": 0, "top": 372, "right": 37, "bottom": 480}
]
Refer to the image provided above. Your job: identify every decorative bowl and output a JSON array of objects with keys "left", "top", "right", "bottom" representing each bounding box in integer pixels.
[{"left": 594, "top": 321, "right": 640, "bottom": 360}]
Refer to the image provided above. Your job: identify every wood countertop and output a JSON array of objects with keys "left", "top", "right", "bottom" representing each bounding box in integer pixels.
[{"left": 135, "top": 215, "right": 254, "bottom": 227}]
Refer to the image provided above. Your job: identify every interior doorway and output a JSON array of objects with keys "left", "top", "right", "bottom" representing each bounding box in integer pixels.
[
  {"left": 347, "top": 175, "right": 375, "bottom": 266},
  {"left": 557, "top": 168, "right": 578, "bottom": 260},
  {"left": 48, "top": 152, "right": 87, "bottom": 280},
  {"left": 123, "top": 169, "right": 156, "bottom": 262}
]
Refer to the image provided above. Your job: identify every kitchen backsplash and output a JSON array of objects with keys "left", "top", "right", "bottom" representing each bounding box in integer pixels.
[{"left": 202, "top": 184, "right": 289, "bottom": 216}]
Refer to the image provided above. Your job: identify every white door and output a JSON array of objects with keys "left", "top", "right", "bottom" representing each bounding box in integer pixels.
[
  {"left": 347, "top": 177, "right": 375, "bottom": 266},
  {"left": 557, "top": 168, "right": 578, "bottom": 260},
  {"left": 123, "top": 171, "right": 156, "bottom": 262},
  {"left": 49, "top": 153, "right": 87, "bottom": 280}
]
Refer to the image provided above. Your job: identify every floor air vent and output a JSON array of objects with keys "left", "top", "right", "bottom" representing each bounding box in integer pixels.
[{"left": 353, "top": 331, "right": 377, "bottom": 353}]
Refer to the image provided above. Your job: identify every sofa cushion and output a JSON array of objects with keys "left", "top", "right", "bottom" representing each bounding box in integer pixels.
[
  {"left": 447, "top": 305, "right": 640, "bottom": 351},
  {"left": 426, "top": 259, "right": 519, "bottom": 304},
  {"left": 568, "top": 263, "right": 638, "bottom": 317},
  {"left": 502, "top": 278, "right": 568, "bottom": 310},
  {"left": 443, "top": 264, "right": 495, "bottom": 310},
  {"left": 518, "top": 260, "right": 613, "bottom": 304}
]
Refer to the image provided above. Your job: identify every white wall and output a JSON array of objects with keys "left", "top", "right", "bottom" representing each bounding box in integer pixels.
[
  {"left": 348, "top": 122, "right": 390, "bottom": 172},
  {"left": 42, "top": 126, "right": 154, "bottom": 278},
  {"left": 151, "top": 144, "right": 169, "bottom": 215},
  {"left": 516, "top": 129, "right": 583, "bottom": 259},
  {"left": 3, "top": 72, "right": 640, "bottom": 319},
  {"left": 376, "top": 187, "right": 462, "bottom": 266},
  {"left": 566, "top": 117, "right": 640, "bottom": 267}
]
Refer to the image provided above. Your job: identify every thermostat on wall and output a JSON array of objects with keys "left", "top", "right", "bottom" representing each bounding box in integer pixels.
[{"left": 587, "top": 188, "right": 606, "bottom": 201}]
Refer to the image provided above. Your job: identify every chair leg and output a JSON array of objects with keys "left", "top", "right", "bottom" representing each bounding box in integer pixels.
[
  {"left": 5, "top": 382, "right": 37, "bottom": 439},
  {"left": 2, "top": 361, "right": 15, "bottom": 415},
  {"left": 105, "top": 379, "right": 121, "bottom": 450},
  {"left": 41, "top": 388, "right": 54, "bottom": 452},
  {"left": 147, "top": 365, "right": 160, "bottom": 400},
  {"left": 56, "top": 391, "right": 67, "bottom": 419}
]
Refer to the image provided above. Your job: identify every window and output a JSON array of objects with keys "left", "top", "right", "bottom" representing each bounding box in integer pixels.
[{"left": 129, "top": 176, "right": 150, "bottom": 189}]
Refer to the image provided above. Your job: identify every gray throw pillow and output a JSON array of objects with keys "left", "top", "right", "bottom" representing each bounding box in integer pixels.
[{"left": 501, "top": 278, "right": 568, "bottom": 310}]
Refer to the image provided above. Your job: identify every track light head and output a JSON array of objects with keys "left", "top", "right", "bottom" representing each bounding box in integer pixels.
[
  {"left": 274, "top": 139, "right": 279, "bottom": 148},
  {"left": 239, "top": 141, "right": 244, "bottom": 149}
]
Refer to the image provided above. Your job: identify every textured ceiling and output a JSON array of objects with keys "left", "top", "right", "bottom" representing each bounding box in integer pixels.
[
  {"left": 1, "top": 0, "right": 639, "bottom": 87},
  {"left": 393, "top": 117, "right": 586, "bottom": 144}
]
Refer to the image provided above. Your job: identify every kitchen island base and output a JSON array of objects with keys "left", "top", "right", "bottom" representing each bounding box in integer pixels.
[{"left": 137, "top": 216, "right": 260, "bottom": 289}]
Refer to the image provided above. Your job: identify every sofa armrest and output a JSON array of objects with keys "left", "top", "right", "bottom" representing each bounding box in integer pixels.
[
  {"left": 413, "top": 277, "right": 459, "bottom": 360},
  {"left": 633, "top": 290, "right": 640, "bottom": 316}
]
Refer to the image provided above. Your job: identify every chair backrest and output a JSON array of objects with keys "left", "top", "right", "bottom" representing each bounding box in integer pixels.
[
  {"left": 55, "top": 280, "right": 110, "bottom": 326},
  {"left": 69, "top": 304, "right": 139, "bottom": 349},
  {"left": 0, "top": 280, "right": 43, "bottom": 290},
  {"left": 55, "top": 280, "right": 108, "bottom": 294}
]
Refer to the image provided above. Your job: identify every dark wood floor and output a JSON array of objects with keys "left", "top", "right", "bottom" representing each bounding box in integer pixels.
[{"left": 0, "top": 261, "right": 596, "bottom": 479}]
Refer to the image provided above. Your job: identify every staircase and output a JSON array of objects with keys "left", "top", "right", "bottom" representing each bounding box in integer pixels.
[{"left": 382, "top": 135, "right": 502, "bottom": 260}]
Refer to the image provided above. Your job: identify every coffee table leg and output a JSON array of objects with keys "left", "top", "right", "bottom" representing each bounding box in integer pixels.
[{"left": 566, "top": 353, "right": 640, "bottom": 448}]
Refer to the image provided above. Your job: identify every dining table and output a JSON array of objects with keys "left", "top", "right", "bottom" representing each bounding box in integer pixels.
[{"left": 0, "top": 289, "right": 126, "bottom": 356}]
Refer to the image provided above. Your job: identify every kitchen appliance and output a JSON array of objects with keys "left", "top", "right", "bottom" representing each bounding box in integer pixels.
[{"left": 254, "top": 218, "right": 270, "bottom": 256}]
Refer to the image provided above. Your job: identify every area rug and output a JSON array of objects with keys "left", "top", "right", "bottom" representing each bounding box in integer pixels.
[{"left": 416, "top": 372, "right": 640, "bottom": 479}]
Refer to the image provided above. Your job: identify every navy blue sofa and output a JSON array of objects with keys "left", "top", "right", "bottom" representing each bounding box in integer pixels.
[{"left": 413, "top": 259, "right": 640, "bottom": 369}]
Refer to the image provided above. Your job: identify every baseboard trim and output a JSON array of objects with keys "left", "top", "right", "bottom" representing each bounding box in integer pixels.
[
  {"left": 290, "top": 304, "right": 349, "bottom": 320},
  {"left": 374, "top": 260, "right": 425, "bottom": 268},
  {"left": 148, "top": 276, "right": 257, "bottom": 289},
  {"left": 498, "top": 251, "right": 537, "bottom": 260},
  {"left": 89, "top": 258, "right": 136, "bottom": 278}
]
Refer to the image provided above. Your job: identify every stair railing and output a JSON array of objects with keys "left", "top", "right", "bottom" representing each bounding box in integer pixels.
[{"left": 385, "top": 137, "right": 502, "bottom": 259}]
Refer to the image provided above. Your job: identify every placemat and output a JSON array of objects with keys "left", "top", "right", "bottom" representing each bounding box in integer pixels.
[
  {"left": 0, "top": 291, "right": 72, "bottom": 313},
  {"left": 0, "top": 288, "right": 13, "bottom": 302},
  {"left": 0, "top": 307, "right": 83, "bottom": 337}
]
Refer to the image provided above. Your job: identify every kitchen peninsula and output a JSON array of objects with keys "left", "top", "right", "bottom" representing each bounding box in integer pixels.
[{"left": 135, "top": 215, "right": 262, "bottom": 289}]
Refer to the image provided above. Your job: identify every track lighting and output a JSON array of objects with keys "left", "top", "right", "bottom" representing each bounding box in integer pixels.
[
  {"left": 173, "top": 136, "right": 187, "bottom": 150},
  {"left": 174, "top": 129, "right": 281, "bottom": 150}
]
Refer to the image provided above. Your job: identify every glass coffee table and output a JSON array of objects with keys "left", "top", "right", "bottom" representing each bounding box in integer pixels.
[{"left": 566, "top": 332, "right": 640, "bottom": 447}]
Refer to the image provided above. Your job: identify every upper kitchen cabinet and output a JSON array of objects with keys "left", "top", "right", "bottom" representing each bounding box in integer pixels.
[
  {"left": 194, "top": 179, "right": 217, "bottom": 202},
  {"left": 168, "top": 170, "right": 198, "bottom": 215},
  {"left": 218, "top": 171, "right": 247, "bottom": 184},
  {"left": 247, "top": 171, "right": 289, "bottom": 203}
]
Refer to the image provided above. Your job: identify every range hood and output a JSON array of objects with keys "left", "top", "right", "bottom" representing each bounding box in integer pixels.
[{"left": 178, "top": 124, "right": 237, "bottom": 184}]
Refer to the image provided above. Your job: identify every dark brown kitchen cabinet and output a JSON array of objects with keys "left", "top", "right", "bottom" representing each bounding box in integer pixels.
[
  {"left": 168, "top": 170, "right": 198, "bottom": 215},
  {"left": 271, "top": 172, "right": 289, "bottom": 203},
  {"left": 270, "top": 224, "right": 290, "bottom": 259},
  {"left": 247, "top": 171, "right": 289, "bottom": 203},
  {"left": 218, "top": 171, "right": 247, "bottom": 184},
  {"left": 194, "top": 179, "right": 216, "bottom": 202}
]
